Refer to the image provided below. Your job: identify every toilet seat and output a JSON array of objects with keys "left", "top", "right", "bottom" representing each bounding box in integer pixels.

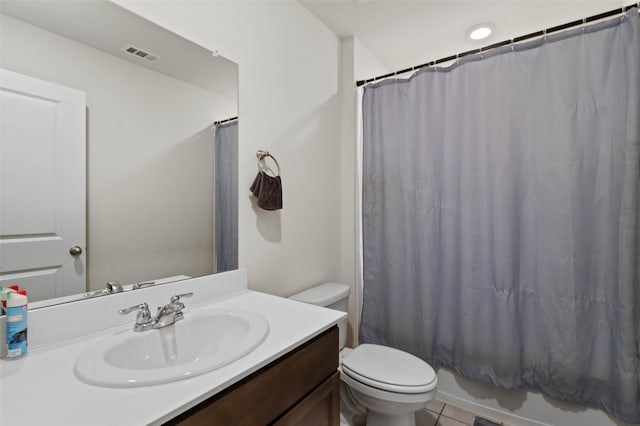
[{"left": 341, "top": 344, "right": 437, "bottom": 394}]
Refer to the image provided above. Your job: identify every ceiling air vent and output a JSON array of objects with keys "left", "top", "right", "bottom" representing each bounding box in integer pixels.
[{"left": 120, "top": 44, "right": 160, "bottom": 62}]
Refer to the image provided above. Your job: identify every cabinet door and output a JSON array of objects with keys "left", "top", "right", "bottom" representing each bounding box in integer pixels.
[
  {"left": 166, "top": 327, "right": 339, "bottom": 426},
  {"left": 273, "top": 372, "right": 340, "bottom": 426}
]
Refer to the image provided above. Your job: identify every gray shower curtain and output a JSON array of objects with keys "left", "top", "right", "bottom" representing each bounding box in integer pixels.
[
  {"left": 360, "top": 11, "right": 639, "bottom": 423},
  {"left": 214, "top": 120, "right": 238, "bottom": 272}
]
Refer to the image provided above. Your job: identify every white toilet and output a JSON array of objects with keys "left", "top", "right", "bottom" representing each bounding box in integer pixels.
[{"left": 289, "top": 283, "right": 437, "bottom": 426}]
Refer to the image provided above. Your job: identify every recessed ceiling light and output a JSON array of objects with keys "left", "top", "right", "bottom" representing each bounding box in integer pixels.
[{"left": 468, "top": 25, "right": 493, "bottom": 41}]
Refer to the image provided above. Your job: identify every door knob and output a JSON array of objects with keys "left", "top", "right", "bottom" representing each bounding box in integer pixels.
[{"left": 69, "top": 245, "right": 83, "bottom": 256}]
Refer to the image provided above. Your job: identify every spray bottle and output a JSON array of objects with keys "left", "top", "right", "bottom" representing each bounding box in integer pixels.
[{"left": 5, "top": 291, "right": 28, "bottom": 358}]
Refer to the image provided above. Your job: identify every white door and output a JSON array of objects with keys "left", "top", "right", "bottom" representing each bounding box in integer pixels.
[{"left": 0, "top": 69, "right": 86, "bottom": 302}]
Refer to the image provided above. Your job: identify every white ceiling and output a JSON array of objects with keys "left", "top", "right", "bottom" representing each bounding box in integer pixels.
[
  {"left": 0, "top": 0, "right": 238, "bottom": 99},
  {"left": 2, "top": 1, "right": 627, "bottom": 89},
  {"left": 301, "top": 0, "right": 626, "bottom": 77}
]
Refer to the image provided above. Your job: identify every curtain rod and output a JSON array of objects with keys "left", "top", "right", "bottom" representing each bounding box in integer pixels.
[
  {"left": 356, "top": 2, "right": 639, "bottom": 87},
  {"left": 214, "top": 116, "right": 238, "bottom": 126}
]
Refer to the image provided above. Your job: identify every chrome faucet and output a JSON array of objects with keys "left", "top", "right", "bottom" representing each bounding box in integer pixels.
[
  {"left": 119, "top": 292, "right": 193, "bottom": 332},
  {"left": 154, "top": 293, "right": 193, "bottom": 328},
  {"left": 106, "top": 281, "right": 124, "bottom": 293},
  {"left": 84, "top": 281, "right": 125, "bottom": 298}
]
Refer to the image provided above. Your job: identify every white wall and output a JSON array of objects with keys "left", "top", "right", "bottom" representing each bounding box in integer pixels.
[
  {"left": 339, "top": 36, "right": 358, "bottom": 345},
  {"left": 0, "top": 13, "right": 236, "bottom": 292},
  {"left": 114, "top": 1, "right": 342, "bottom": 297},
  {"left": 353, "top": 37, "right": 390, "bottom": 82}
]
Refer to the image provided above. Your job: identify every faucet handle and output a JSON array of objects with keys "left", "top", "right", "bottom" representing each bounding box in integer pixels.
[
  {"left": 170, "top": 292, "right": 193, "bottom": 303},
  {"left": 119, "top": 303, "right": 153, "bottom": 331},
  {"left": 133, "top": 281, "right": 155, "bottom": 290},
  {"left": 119, "top": 302, "right": 149, "bottom": 315}
]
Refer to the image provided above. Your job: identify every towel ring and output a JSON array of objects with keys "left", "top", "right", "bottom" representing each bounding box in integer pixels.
[{"left": 256, "top": 150, "right": 281, "bottom": 176}]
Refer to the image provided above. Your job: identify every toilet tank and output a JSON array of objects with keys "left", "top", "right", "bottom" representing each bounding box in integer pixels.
[{"left": 289, "top": 282, "right": 350, "bottom": 349}]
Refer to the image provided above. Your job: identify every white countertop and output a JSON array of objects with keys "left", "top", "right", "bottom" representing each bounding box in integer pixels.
[{"left": 0, "top": 279, "right": 344, "bottom": 425}]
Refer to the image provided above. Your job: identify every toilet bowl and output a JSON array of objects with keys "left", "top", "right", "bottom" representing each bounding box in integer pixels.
[{"left": 289, "top": 283, "right": 437, "bottom": 426}]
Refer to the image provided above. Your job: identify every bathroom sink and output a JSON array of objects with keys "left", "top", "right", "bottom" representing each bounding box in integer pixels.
[{"left": 74, "top": 308, "right": 269, "bottom": 388}]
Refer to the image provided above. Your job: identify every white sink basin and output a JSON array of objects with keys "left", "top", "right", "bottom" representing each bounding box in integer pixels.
[{"left": 74, "top": 308, "right": 269, "bottom": 388}]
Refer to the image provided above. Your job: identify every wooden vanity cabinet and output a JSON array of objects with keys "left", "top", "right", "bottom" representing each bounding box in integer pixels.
[{"left": 166, "top": 326, "right": 340, "bottom": 426}]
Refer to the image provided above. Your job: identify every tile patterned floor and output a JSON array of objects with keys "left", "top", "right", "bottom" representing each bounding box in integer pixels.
[{"left": 417, "top": 399, "right": 508, "bottom": 426}]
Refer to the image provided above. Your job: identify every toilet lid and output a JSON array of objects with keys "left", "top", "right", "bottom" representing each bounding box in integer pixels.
[{"left": 341, "top": 344, "right": 436, "bottom": 394}]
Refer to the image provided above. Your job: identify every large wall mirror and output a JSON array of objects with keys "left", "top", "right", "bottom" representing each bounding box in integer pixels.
[{"left": 0, "top": 0, "right": 238, "bottom": 308}]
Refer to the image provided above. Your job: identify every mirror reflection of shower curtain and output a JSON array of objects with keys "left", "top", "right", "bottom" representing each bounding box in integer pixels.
[{"left": 214, "top": 120, "right": 238, "bottom": 272}]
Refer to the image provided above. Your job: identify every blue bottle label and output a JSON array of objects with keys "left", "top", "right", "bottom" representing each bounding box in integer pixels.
[{"left": 6, "top": 305, "right": 27, "bottom": 358}]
